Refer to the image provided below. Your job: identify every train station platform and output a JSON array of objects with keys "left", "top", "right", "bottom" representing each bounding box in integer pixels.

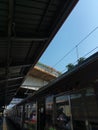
[{"left": 0, "top": 117, "right": 20, "bottom": 130}]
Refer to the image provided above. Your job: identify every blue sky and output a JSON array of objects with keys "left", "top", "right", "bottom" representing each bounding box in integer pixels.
[{"left": 39, "top": 0, "right": 98, "bottom": 72}]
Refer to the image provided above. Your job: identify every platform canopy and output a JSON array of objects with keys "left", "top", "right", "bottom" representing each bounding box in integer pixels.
[{"left": 0, "top": 0, "right": 78, "bottom": 108}]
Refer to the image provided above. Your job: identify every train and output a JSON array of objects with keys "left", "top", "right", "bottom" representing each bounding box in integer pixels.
[{"left": 6, "top": 52, "right": 98, "bottom": 130}]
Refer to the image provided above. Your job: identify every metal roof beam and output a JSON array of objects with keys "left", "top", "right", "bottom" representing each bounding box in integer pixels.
[
  {"left": 5, "top": 93, "right": 15, "bottom": 96},
  {"left": 7, "top": 89, "right": 17, "bottom": 92},
  {"left": 0, "top": 63, "right": 32, "bottom": 68},
  {"left": 0, "top": 76, "right": 23, "bottom": 83},
  {"left": 12, "top": 37, "right": 48, "bottom": 42},
  {"left": 37, "top": 0, "right": 53, "bottom": 31},
  {"left": 0, "top": 84, "right": 20, "bottom": 91},
  {"left": 4, "top": 0, "right": 15, "bottom": 105},
  {"left": 0, "top": 89, "right": 17, "bottom": 94},
  {"left": 6, "top": 84, "right": 21, "bottom": 88},
  {"left": 0, "top": 37, "right": 48, "bottom": 42}
]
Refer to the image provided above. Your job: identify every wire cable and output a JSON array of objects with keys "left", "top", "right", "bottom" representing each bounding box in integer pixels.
[
  {"left": 61, "top": 46, "right": 98, "bottom": 73},
  {"left": 52, "top": 26, "right": 98, "bottom": 68}
]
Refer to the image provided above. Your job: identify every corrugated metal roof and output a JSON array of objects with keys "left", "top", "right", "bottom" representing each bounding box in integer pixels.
[{"left": 0, "top": 0, "right": 78, "bottom": 109}]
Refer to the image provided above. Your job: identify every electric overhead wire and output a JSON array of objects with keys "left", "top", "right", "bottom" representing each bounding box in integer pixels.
[
  {"left": 52, "top": 26, "right": 98, "bottom": 69},
  {"left": 73, "top": 46, "right": 98, "bottom": 66},
  {"left": 61, "top": 46, "right": 98, "bottom": 73},
  {"left": 83, "top": 46, "right": 98, "bottom": 58}
]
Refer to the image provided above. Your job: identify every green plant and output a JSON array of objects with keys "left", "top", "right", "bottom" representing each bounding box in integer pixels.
[
  {"left": 66, "top": 63, "right": 75, "bottom": 71},
  {"left": 78, "top": 57, "right": 85, "bottom": 64}
]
